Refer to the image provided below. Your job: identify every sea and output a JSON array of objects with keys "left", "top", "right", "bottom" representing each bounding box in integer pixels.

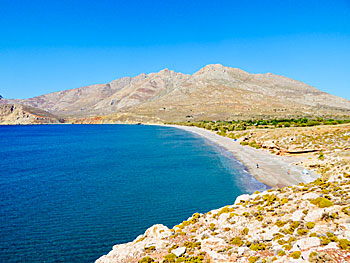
[{"left": 0, "top": 124, "right": 268, "bottom": 262}]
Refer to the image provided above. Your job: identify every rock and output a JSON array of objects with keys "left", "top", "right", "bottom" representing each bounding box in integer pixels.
[
  {"left": 234, "top": 194, "right": 251, "bottom": 205},
  {"left": 217, "top": 212, "right": 230, "bottom": 225},
  {"left": 322, "top": 242, "right": 338, "bottom": 250},
  {"left": 172, "top": 247, "right": 186, "bottom": 257},
  {"left": 261, "top": 225, "right": 280, "bottom": 241},
  {"left": 302, "top": 192, "right": 320, "bottom": 200},
  {"left": 201, "top": 237, "right": 227, "bottom": 252},
  {"left": 143, "top": 224, "right": 172, "bottom": 240},
  {"left": 291, "top": 210, "right": 304, "bottom": 221},
  {"left": 292, "top": 237, "right": 320, "bottom": 251},
  {"left": 344, "top": 231, "right": 350, "bottom": 240},
  {"left": 238, "top": 246, "right": 249, "bottom": 256},
  {"left": 304, "top": 209, "right": 324, "bottom": 222}
]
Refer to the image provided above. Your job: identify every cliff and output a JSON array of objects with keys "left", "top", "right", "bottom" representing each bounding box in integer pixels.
[{"left": 0, "top": 104, "right": 62, "bottom": 125}]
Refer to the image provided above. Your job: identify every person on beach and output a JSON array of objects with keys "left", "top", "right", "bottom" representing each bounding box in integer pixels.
[
  {"left": 256, "top": 163, "right": 259, "bottom": 168},
  {"left": 287, "top": 169, "right": 290, "bottom": 175}
]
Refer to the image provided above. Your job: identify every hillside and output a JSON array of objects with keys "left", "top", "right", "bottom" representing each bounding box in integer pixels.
[
  {"left": 1, "top": 64, "right": 350, "bottom": 123},
  {"left": 0, "top": 104, "right": 62, "bottom": 125}
]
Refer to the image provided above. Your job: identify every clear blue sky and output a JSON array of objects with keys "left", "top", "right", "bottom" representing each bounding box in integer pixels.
[{"left": 1, "top": 0, "right": 349, "bottom": 99}]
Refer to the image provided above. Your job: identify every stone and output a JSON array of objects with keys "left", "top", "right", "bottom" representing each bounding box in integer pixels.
[
  {"left": 234, "top": 194, "right": 251, "bottom": 205},
  {"left": 302, "top": 192, "right": 319, "bottom": 200},
  {"left": 237, "top": 246, "right": 249, "bottom": 256},
  {"left": 201, "top": 237, "right": 227, "bottom": 252},
  {"left": 292, "top": 237, "right": 320, "bottom": 251},
  {"left": 172, "top": 247, "right": 186, "bottom": 257},
  {"left": 291, "top": 210, "right": 304, "bottom": 221},
  {"left": 322, "top": 242, "right": 338, "bottom": 250},
  {"left": 261, "top": 225, "right": 280, "bottom": 241},
  {"left": 304, "top": 209, "right": 324, "bottom": 222}
]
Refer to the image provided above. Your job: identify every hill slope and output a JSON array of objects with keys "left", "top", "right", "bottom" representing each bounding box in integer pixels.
[
  {"left": 2, "top": 64, "right": 350, "bottom": 123},
  {"left": 0, "top": 104, "right": 62, "bottom": 124}
]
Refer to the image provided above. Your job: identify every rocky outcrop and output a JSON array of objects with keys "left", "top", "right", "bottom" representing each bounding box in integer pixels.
[
  {"left": 2, "top": 64, "right": 350, "bottom": 122},
  {"left": 0, "top": 104, "right": 62, "bottom": 124},
  {"left": 96, "top": 174, "right": 350, "bottom": 262}
]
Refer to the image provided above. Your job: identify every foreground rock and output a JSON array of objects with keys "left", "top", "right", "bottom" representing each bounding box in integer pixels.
[{"left": 96, "top": 173, "right": 350, "bottom": 263}]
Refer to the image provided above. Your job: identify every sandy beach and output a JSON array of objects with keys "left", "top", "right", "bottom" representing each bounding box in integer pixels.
[{"left": 168, "top": 125, "right": 320, "bottom": 188}]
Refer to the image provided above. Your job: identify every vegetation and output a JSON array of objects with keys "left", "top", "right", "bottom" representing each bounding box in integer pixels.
[{"left": 172, "top": 118, "right": 350, "bottom": 136}]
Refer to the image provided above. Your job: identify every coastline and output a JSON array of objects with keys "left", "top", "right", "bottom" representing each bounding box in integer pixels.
[{"left": 165, "top": 125, "right": 320, "bottom": 188}]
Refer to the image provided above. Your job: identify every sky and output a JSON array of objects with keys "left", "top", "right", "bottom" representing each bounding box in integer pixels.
[{"left": 0, "top": 0, "right": 349, "bottom": 100}]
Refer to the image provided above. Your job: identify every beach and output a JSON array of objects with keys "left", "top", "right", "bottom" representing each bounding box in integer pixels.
[{"left": 169, "top": 125, "right": 320, "bottom": 188}]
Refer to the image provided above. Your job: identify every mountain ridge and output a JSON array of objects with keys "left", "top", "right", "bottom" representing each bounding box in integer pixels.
[{"left": 1, "top": 64, "right": 350, "bottom": 123}]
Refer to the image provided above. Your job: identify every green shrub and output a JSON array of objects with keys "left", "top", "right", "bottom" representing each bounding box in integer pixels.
[
  {"left": 144, "top": 246, "right": 156, "bottom": 253},
  {"left": 163, "top": 253, "right": 176, "bottom": 263},
  {"left": 297, "top": 228, "right": 308, "bottom": 236},
  {"left": 242, "top": 227, "right": 249, "bottom": 235},
  {"left": 310, "top": 197, "right": 333, "bottom": 208},
  {"left": 139, "top": 257, "right": 156, "bottom": 263},
  {"left": 230, "top": 237, "right": 243, "bottom": 246},
  {"left": 306, "top": 222, "right": 315, "bottom": 229},
  {"left": 338, "top": 239, "right": 350, "bottom": 250},
  {"left": 289, "top": 251, "right": 301, "bottom": 259},
  {"left": 248, "top": 256, "right": 260, "bottom": 263},
  {"left": 168, "top": 244, "right": 179, "bottom": 253}
]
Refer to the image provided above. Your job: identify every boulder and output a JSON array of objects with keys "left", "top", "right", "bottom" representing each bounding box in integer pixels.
[
  {"left": 322, "top": 242, "right": 338, "bottom": 250},
  {"left": 304, "top": 209, "right": 324, "bottom": 222},
  {"left": 172, "top": 247, "right": 186, "bottom": 257},
  {"left": 302, "top": 192, "right": 320, "bottom": 200},
  {"left": 291, "top": 210, "right": 304, "bottom": 221},
  {"left": 238, "top": 246, "right": 249, "bottom": 256},
  {"left": 234, "top": 194, "right": 251, "bottom": 205}
]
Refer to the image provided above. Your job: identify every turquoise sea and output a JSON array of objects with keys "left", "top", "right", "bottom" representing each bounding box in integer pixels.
[{"left": 0, "top": 125, "right": 268, "bottom": 262}]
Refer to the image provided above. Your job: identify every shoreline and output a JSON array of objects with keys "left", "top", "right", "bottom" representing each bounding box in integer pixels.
[
  {"left": 165, "top": 125, "right": 320, "bottom": 188},
  {"left": 2, "top": 122, "right": 321, "bottom": 188}
]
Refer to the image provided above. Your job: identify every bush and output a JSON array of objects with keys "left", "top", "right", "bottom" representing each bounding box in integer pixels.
[
  {"left": 310, "top": 197, "right": 333, "bottom": 208},
  {"left": 338, "top": 239, "right": 350, "bottom": 250},
  {"left": 306, "top": 222, "right": 315, "bottom": 229},
  {"left": 248, "top": 256, "right": 260, "bottom": 263},
  {"left": 139, "top": 257, "right": 156, "bottom": 263},
  {"left": 242, "top": 227, "right": 249, "bottom": 235},
  {"left": 289, "top": 251, "right": 301, "bottom": 259},
  {"left": 230, "top": 236, "right": 243, "bottom": 246},
  {"left": 297, "top": 228, "right": 308, "bottom": 236},
  {"left": 163, "top": 253, "right": 176, "bottom": 263}
]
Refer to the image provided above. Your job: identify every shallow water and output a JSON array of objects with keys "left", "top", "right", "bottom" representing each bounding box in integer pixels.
[{"left": 0, "top": 124, "right": 268, "bottom": 262}]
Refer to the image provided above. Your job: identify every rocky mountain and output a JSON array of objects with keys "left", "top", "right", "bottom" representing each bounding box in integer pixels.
[
  {"left": 2, "top": 64, "right": 350, "bottom": 123},
  {"left": 0, "top": 104, "right": 62, "bottom": 125}
]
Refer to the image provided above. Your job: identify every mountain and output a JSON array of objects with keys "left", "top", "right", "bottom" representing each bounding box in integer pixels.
[
  {"left": 1, "top": 64, "right": 350, "bottom": 123},
  {"left": 0, "top": 104, "right": 62, "bottom": 125}
]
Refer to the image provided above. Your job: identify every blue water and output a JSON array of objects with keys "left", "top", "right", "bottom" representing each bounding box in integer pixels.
[{"left": 0, "top": 125, "right": 268, "bottom": 262}]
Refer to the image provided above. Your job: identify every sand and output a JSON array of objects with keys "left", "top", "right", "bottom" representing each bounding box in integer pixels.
[{"left": 168, "top": 125, "right": 320, "bottom": 188}]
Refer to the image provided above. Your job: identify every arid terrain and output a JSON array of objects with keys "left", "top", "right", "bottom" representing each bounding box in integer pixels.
[
  {"left": 0, "top": 104, "right": 62, "bottom": 125},
  {"left": 1, "top": 64, "right": 350, "bottom": 124}
]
